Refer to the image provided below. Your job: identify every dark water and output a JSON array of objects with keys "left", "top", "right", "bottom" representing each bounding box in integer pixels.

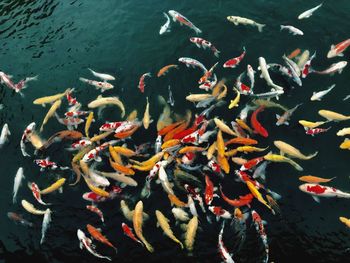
[{"left": 1, "top": 0, "right": 350, "bottom": 262}]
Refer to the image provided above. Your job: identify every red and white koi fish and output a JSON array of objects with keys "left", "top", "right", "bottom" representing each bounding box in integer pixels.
[
  {"left": 77, "top": 229, "right": 112, "bottom": 261},
  {"left": 207, "top": 159, "right": 222, "bottom": 174},
  {"left": 20, "top": 122, "right": 36, "bottom": 157},
  {"left": 305, "top": 127, "right": 331, "bottom": 136},
  {"left": 168, "top": 10, "right": 202, "bottom": 34},
  {"left": 299, "top": 183, "right": 350, "bottom": 202},
  {"left": 82, "top": 186, "right": 122, "bottom": 203},
  {"left": 223, "top": 47, "right": 246, "bottom": 68},
  {"left": 7, "top": 212, "right": 33, "bottom": 227},
  {"left": 185, "top": 184, "right": 206, "bottom": 213},
  {"left": 240, "top": 157, "right": 264, "bottom": 171},
  {"left": 236, "top": 72, "right": 251, "bottom": 95},
  {"left": 34, "top": 158, "right": 69, "bottom": 171},
  {"left": 182, "top": 152, "right": 196, "bottom": 165},
  {"left": 86, "top": 205, "right": 105, "bottom": 223},
  {"left": 190, "top": 37, "right": 220, "bottom": 57},
  {"left": 122, "top": 222, "right": 143, "bottom": 245},
  {"left": 327, "top": 39, "right": 350, "bottom": 58},
  {"left": 29, "top": 182, "right": 49, "bottom": 205},
  {"left": 181, "top": 130, "right": 200, "bottom": 145},
  {"left": 0, "top": 71, "right": 38, "bottom": 94},
  {"left": 301, "top": 52, "right": 316, "bottom": 78},
  {"left": 65, "top": 111, "right": 90, "bottom": 118},
  {"left": 250, "top": 106, "right": 268, "bottom": 138},
  {"left": 208, "top": 206, "right": 232, "bottom": 220},
  {"left": 218, "top": 222, "right": 235, "bottom": 263},
  {"left": 69, "top": 139, "right": 92, "bottom": 151},
  {"left": 55, "top": 113, "right": 84, "bottom": 130},
  {"left": 204, "top": 175, "right": 216, "bottom": 205},
  {"left": 138, "top": 72, "right": 151, "bottom": 93},
  {"left": 313, "top": 61, "right": 347, "bottom": 75},
  {"left": 199, "top": 78, "right": 217, "bottom": 91},
  {"left": 178, "top": 57, "right": 207, "bottom": 73},
  {"left": 199, "top": 62, "right": 219, "bottom": 84},
  {"left": 82, "top": 142, "right": 109, "bottom": 163},
  {"left": 99, "top": 121, "right": 124, "bottom": 132},
  {"left": 66, "top": 89, "right": 78, "bottom": 106},
  {"left": 79, "top": 77, "right": 114, "bottom": 92},
  {"left": 251, "top": 210, "right": 269, "bottom": 263}
]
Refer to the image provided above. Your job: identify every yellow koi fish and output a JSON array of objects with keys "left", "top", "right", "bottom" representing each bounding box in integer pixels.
[
  {"left": 274, "top": 140, "right": 318, "bottom": 160},
  {"left": 337, "top": 127, "right": 350, "bottom": 136},
  {"left": 155, "top": 210, "right": 183, "bottom": 249},
  {"left": 127, "top": 110, "right": 138, "bottom": 121},
  {"left": 133, "top": 201, "right": 154, "bottom": 253},
  {"left": 216, "top": 130, "right": 225, "bottom": 157},
  {"left": 40, "top": 99, "right": 62, "bottom": 132},
  {"left": 340, "top": 138, "right": 350, "bottom": 150},
  {"left": 85, "top": 111, "right": 94, "bottom": 138},
  {"left": 339, "top": 217, "right": 350, "bottom": 228},
  {"left": 40, "top": 178, "right": 66, "bottom": 194},
  {"left": 214, "top": 118, "right": 237, "bottom": 136},
  {"left": 228, "top": 87, "right": 240, "bottom": 109},
  {"left": 318, "top": 110, "right": 350, "bottom": 121},
  {"left": 236, "top": 146, "right": 268, "bottom": 153},
  {"left": 33, "top": 88, "right": 70, "bottom": 106},
  {"left": 143, "top": 97, "right": 151, "bottom": 129},
  {"left": 246, "top": 181, "right": 271, "bottom": 210},
  {"left": 235, "top": 118, "right": 253, "bottom": 133},
  {"left": 21, "top": 200, "right": 47, "bottom": 215},
  {"left": 88, "top": 96, "right": 125, "bottom": 118},
  {"left": 185, "top": 216, "right": 198, "bottom": 253},
  {"left": 264, "top": 153, "right": 303, "bottom": 171},
  {"left": 120, "top": 200, "right": 149, "bottom": 221},
  {"left": 298, "top": 120, "right": 328, "bottom": 129}
]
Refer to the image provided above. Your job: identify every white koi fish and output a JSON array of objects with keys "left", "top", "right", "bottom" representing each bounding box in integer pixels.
[
  {"left": 178, "top": 57, "right": 207, "bottom": 73},
  {"left": 310, "top": 84, "right": 335, "bottom": 101},
  {"left": 159, "top": 12, "right": 171, "bottom": 35},
  {"left": 88, "top": 68, "right": 115, "bottom": 81},
  {"left": 313, "top": 61, "right": 348, "bottom": 75},
  {"left": 227, "top": 16, "right": 265, "bottom": 32},
  {"left": 0, "top": 123, "right": 10, "bottom": 148},
  {"left": 13, "top": 167, "right": 25, "bottom": 203},
  {"left": 258, "top": 57, "right": 284, "bottom": 92},
  {"left": 298, "top": 3, "right": 323, "bottom": 20},
  {"left": 40, "top": 208, "right": 52, "bottom": 244},
  {"left": 280, "top": 25, "right": 304, "bottom": 35}
]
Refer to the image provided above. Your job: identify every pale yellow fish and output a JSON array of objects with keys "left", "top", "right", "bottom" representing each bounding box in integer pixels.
[
  {"left": 27, "top": 132, "right": 45, "bottom": 150},
  {"left": 120, "top": 200, "right": 149, "bottom": 221},
  {"left": 231, "top": 157, "right": 247, "bottom": 165},
  {"left": 318, "top": 110, "right": 350, "bottom": 121},
  {"left": 337, "top": 127, "right": 350, "bottom": 136},
  {"left": 207, "top": 141, "right": 217, "bottom": 160},
  {"left": 274, "top": 140, "right": 318, "bottom": 160},
  {"left": 186, "top": 94, "right": 214, "bottom": 102},
  {"left": 214, "top": 118, "right": 237, "bottom": 136},
  {"left": 143, "top": 97, "right": 151, "bottom": 129},
  {"left": 90, "top": 131, "right": 112, "bottom": 143},
  {"left": 133, "top": 201, "right": 154, "bottom": 253},
  {"left": 264, "top": 153, "right": 303, "bottom": 171},
  {"left": 252, "top": 99, "right": 288, "bottom": 111},
  {"left": 340, "top": 138, "right": 350, "bottom": 150},
  {"left": 212, "top": 79, "right": 228, "bottom": 99},
  {"left": 97, "top": 171, "right": 138, "bottom": 187},
  {"left": 155, "top": 210, "right": 183, "bottom": 249},
  {"left": 298, "top": 120, "right": 328, "bottom": 129},
  {"left": 85, "top": 111, "right": 94, "bottom": 138},
  {"left": 82, "top": 175, "right": 109, "bottom": 197},
  {"left": 236, "top": 146, "right": 268, "bottom": 153},
  {"left": 235, "top": 118, "right": 253, "bottom": 133},
  {"left": 33, "top": 88, "right": 70, "bottom": 106},
  {"left": 21, "top": 200, "right": 47, "bottom": 215},
  {"left": 40, "top": 99, "right": 62, "bottom": 132},
  {"left": 79, "top": 159, "right": 90, "bottom": 176},
  {"left": 339, "top": 217, "right": 350, "bottom": 228},
  {"left": 127, "top": 110, "right": 138, "bottom": 121},
  {"left": 228, "top": 87, "right": 240, "bottom": 109},
  {"left": 88, "top": 96, "right": 125, "bottom": 117},
  {"left": 40, "top": 178, "right": 66, "bottom": 194},
  {"left": 157, "top": 104, "right": 172, "bottom": 131},
  {"left": 246, "top": 181, "right": 271, "bottom": 210},
  {"left": 185, "top": 216, "right": 198, "bottom": 253}
]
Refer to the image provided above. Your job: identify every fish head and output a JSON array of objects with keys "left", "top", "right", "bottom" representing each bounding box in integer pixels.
[
  {"left": 77, "top": 229, "right": 86, "bottom": 240},
  {"left": 326, "top": 49, "right": 336, "bottom": 59}
]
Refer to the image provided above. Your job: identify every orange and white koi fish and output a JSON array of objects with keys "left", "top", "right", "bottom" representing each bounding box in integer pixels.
[
  {"left": 87, "top": 224, "right": 117, "bottom": 253},
  {"left": 77, "top": 229, "right": 112, "bottom": 261},
  {"left": 86, "top": 205, "right": 105, "bottom": 223},
  {"left": 327, "top": 39, "right": 350, "bottom": 58}
]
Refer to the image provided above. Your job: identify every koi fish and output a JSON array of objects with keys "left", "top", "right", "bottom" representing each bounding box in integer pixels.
[
  {"left": 298, "top": 120, "right": 328, "bottom": 129},
  {"left": 0, "top": 71, "right": 38, "bottom": 94},
  {"left": 79, "top": 77, "right": 113, "bottom": 92},
  {"left": 157, "top": 64, "right": 178, "bottom": 77},
  {"left": 143, "top": 97, "right": 151, "bottom": 129},
  {"left": 208, "top": 206, "right": 232, "bottom": 220},
  {"left": 29, "top": 182, "right": 49, "bottom": 205},
  {"left": 178, "top": 57, "right": 207, "bottom": 73},
  {"left": 0, "top": 123, "right": 10, "bottom": 148},
  {"left": 274, "top": 140, "right": 318, "bottom": 160},
  {"left": 305, "top": 127, "right": 331, "bottom": 136},
  {"left": 20, "top": 122, "right": 36, "bottom": 157},
  {"left": 280, "top": 25, "right": 303, "bottom": 35},
  {"left": 88, "top": 96, "right": 125, "bottom": 118},
  {"left": 159, "top": 12, "right": 171, "bottom": 35},
  {"left": 223, "top": 47, "right": 246, "bottom": 68},
  {"left": 7, "top": 212, "right": 33, "bottom": 227},
  {"left": 40, "top": 208, "right": 52, "bottom": 244},
  {"left": 83, "top": 141, "right": 114, "bottom": 162},
  {"left": 133, "top": 201, "right": 154, "bottom": 252},
  {"left": 246, "top": 181, "right": 271, "bottom": 210},
  {"left": 276, "top": 103, "right": 302, "bottom": 126},
  {"left": 299, "top": 175, "right": 336, "bottom": 184},
  {"left": 68, "top": 139, "right": 92, "bottom": 151},
  {"left": 55, "top": 113, "right": 84, "bottom": 130},
  {"left": 87, "top": 68, "right": 115, "bottom": 81},
  {"left": 33, "top": 88, "right": 70, "bottom": 107},
  {"left": 299, "top": 183, "right": 350, "bottom": 202},
  {"left": 264, "top": 153, "right": 303, "bottom": 171},
  {"left": 301, "top": 52, "right": 316, "bottom": 78},
  {"left": 258, "top": 57, "right": 284, "bottom": 92},
  {"left": 34, "top": 158, "right": 66, "bottom": 171},
  {"left": 251, "top": 106, "right": 268, "bottom": 137},
  {"left": 77, "top": 229, "right": 112, "bottom": 261},
  {"left": 13, "top": 167, "right": 24, "bottom": 204},
  {"left": 327, "top": 38, "right": 350, "bottom": 58},
  {"left": 319, "top": 109, "right": 350, "bottom": 121},
  {"left": 66, "top": 89, "right": 78, "bottom": 106},
  {"left": 21, "top": 199, "right": 47, "bottom": 215},
  {"left": 138, "top": 72, "right": 151, "bottom": 93},
  {"left": 227, "top": 16, "right": 265, "bottom": 32},
  {"left": 288, "top": 48, "right": 301, "bottom": 59},
  {"left": 340, "top": 138, "right": 350, "bottom": 150},
  {"left": 251, "top": 210, "right": 269, "bottom": 263},
  {"left": 220, "top": 187, "right": 253, "bottom": 207},
  {"left": 122, "top": 222, "right": 143, "bottom": 245},
  {"left": 190, "top": 37, "right": 220, "bottom": 57},
  {"left": 155, "top": 210, "right": 184, "bottom": 249},
  {"left": 298, "top": 3, "right": 323, "bottom": 19},
  {"left": 40, "top": 99, "right": 62, "bottom": 132},
  {"left": 311, "top": 84, "right": 336, "bottom": 101},
  {"left": 218, "top": 222, "right": 235, "bottom": 263},
  {"left": 168, "top": 10, "right": 202, "bottom": 34},
  {"left": 87, "top": 224, "right": 117, "bottom": 253},
  {"left": 172, "top": 207, "right": 190, "bottom": 222},
  {"left": 339, "top": 217, "right": 350, "bottom": 228},
  {"left": 240, "top": 157, "right": 264, "bottom": 171},
  {"left": 204, "top": 175, "right": 215, "bottom": 205},
  {"left": 40, "top": 178, "right": 66, "bottom": 195},
  {"left": 313, "top": 61, "right": 348, "bottom": 75},
  {"left": 184, "top": 216, "right": 198, "bottom": 253}
]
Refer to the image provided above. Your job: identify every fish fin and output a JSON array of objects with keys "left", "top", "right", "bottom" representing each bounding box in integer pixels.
[
  {"left": 275, "top": 114, "right": 280, "bottom": 120},
  {"left": 337, "top": 53, "right": 344, "bottom": 57},
  {"left": 284, "top": 121, "right": 289, "bottom": 125},
  {"left": 312, "top": 196, "right": 320, "bottom": 203},
  {"left": 95, "top": 156, "right": 102, "bottom": 162},
  {"left": 257, "top": 24, "right": 265, "bottom": 32},
  {"left": 259, "top": 74, "right": 263, "bottom": 78},
  {"left": 262, "top": 220, "right": 268, "bottom": 225},
  {"left": 79, "top": 242, "right": 83, "bottom": 249}
]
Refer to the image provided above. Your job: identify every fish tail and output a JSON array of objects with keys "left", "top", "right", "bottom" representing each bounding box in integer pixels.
[
  {"left": 214, "top": 50, "right": 220, "bottom": 58},
  {"left": 289, "top": 159, "right": 303, "bottom": 171},
  {"left": 194, "top": 27, "right": 202, "bottom": 35},
  {"left": 257, "top": 24, "right": 266, "bottom": 32},
  {"left": 79, "top": 77, "right": 88, "bottom": 83},
  {"left": 144, "top": 240, "right": 154, "bottom": 253},
  {"left": 305, "top": 151, "right": 318, "bottom": 160}
]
